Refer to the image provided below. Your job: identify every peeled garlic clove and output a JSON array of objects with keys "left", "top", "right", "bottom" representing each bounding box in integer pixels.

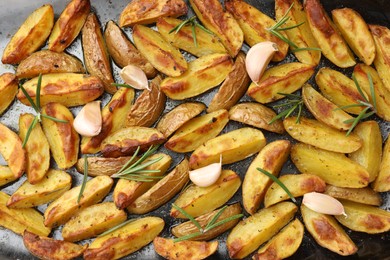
[
  {"left": 189, "top": 155, "right": 222, "bottom": 187},
  {"left": 302, "top": 192, "right": 347, "bottom": 216},
  {"left": 246, "top": 41, "right": 278, "bottom": 84},
  {"left": 120, "top": 64, "right": 149, "bottom": 90},
  {"left": 73, "top": 101, "right": 102, "bottom": 137}
]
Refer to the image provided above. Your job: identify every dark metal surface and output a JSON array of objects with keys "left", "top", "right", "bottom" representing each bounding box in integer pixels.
[{"left": 0, "top": 0, "right": 390, "bottom": 259}]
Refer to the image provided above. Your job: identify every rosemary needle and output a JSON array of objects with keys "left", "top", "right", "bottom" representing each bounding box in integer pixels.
[
  {"left": 77, "top": 155, "right": 89, "bottom": 204},
  {"left": 268, "top": 92, "right": 304, "bottom": 124},
  {"left": 169, "top": 16, "right": 213, "bottom": 47}
]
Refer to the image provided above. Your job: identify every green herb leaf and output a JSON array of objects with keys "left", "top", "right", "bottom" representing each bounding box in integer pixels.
[
  {"left": 22, "top": 116, "right": 39, "bottom": 148},
  {"left": 97, "top": 218, "right": 136, "bottom": 238},
  {"left": 36, "top": 74, "right": 42, "bottom": 108},
  {"left": 268, "top": 92, "right": 304, "bottom": 124},
  {"left": 172, "top": 203, "right": 202, "bottom": 232},
  {"left": 40, "top": 114, "right": 68, "bottom": 123},
  {"left": 77, "top": 155, "right": 89, "bottom": 204},
  {"left": 19, "top": 85, "right": 39, "bottom": 112}
]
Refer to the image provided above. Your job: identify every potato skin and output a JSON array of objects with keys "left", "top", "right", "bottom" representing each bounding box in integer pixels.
[
  {"left": 324, "top": 185, "right": 382, "bottom": 206},
  {"left": 0, "top": 166, "right": 17, "bottom": 187},
  {"left": 370, "top": 24, "right": 390, "bottom": 92},
  {"left": 373, "top": 133, "right": 390, "bottom": 192},
  {"left": 76, "top": 156, "right": 132, "bottom": 177},
  {"left": 0, "top": 73, "right": 18, "bottom": 115}
]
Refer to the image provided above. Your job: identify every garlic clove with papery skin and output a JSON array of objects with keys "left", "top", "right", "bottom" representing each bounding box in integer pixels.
[
  {"left": 302, "top": 192, "right": 347, "bottom": 217},
  {"left": 120, "top": 64, "right": 150, "bottom": 91},
  {"left": 73, "top": 101, "right": 102, "bottom": 137},
  {"left": 189, "top": 155, "right": 222, "bottom": 187},
  {"left": 246, "top": 41, "right": 278, "bottom": 84}
]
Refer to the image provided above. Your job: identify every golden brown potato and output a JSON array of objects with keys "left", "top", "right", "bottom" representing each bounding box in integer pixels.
[
  {"left": 48, "top": 0, "right": 90, "bottom": 53},
  {"left": 324, "top": 185, "right": 382, "bottom": 206},
  {"left": 0, "top": 166, "right": 17, "bottom": 187},
  {"left": 373, "top": 133, "right": 390, "bottom": 192},
  {"left": 76, "top": 156, "right": 132, "bottom": 177},
  {"left": 0, "top": 73, "right": 18, "bottom": 115},
  {"left": 2, "top": 4, "right": 54, "bottom": 64}
]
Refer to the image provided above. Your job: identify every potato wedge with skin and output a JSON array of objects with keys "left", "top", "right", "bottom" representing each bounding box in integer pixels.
[
  {"left": 133, "top": 24, "right": 187, "bottom": 77},
  {"left": 62, "top": 202, "right": 127, "bottom": 242},
  {"left": 324, "top": 185, "right": 382, "bottom": 206},
  {"left": 253, "top": 218, "right": 304, "bottom": 260},
  {"left": 84, "top": 216, "right": 164, "bottom": 260},
  {"left": 0, "top": 166, "right": 17, "bottom": 187},
  {"left": 264, "top": 174, "right": 326, "bottom": 208},
  {"left": 243, "top": 140, "right": 291, "bottom": 215},
  {"left": 0, "top": 191, "right": 50, "bottom": 236},
  {"left": 101, "top": 127, "right": 165, "bottom": 158},
  {"left": 82, "top": 13, "right": 115, "bottom": 94},
  {"left": 301, "top": 204, "right": 357, "bottom": 256},
  {"left": 2, "top": 4, "right": 54, "bottom": 64},
  {"left": 44, "top": 175, "right": 113, "bottom": 228},
  {"left": 41, "top": 103, "right": 79, "bottom": 169},
  {"left": 225, "top": 0, "right": 288, "bottom": 61},
  {"left": 76, "top": 156, "right": 132, "bottom": 177},
  {"left": 172, "top": 203, "right": 242, "bottom": 241},
  {"left": 283, "top": 117, "right": 362, "bottom": 153},
  {"left": 370, "top": 24, "right": 390, "bottom": 91},
  {"left": 291, "top": 143, "right": 370, "bottom": 188},
  {"left": 207, "top": 52, "right": 250, "bottom": 112},
  {"left": 190, "top": 0, "right": 243, "bottom": 57},
  {"left": 156, "top": 102, "right": 206, "bottom": 138},
  {"left": 48, "top": 0, "right": 90, "bottom": 53},
  {"left": 304, "top": 0, "right": 355, "bottom": 68},
  {"left": 127, "top": 158, "right": 189, "bottom": 215},
  {"left": 170, "top": 170, "right": 241, "bottom": 218},
  {"left": 17, "top": 73, "right": 104, "bottom": 108},
  {"left": 157, "top": 17, "right": 227, "bottom": 57},
  {"left": 165, "top": 109, "right": 229, "bottom": 153},
  {"left": 302, "top": 84, "right": 353, "bottom": 131},
  {"left": 0, "top": 73, "right": 18, "bottom": 115},
  {"left": 7, "top": 169, "right": 71, "bottom": 209},
  {"left": 160, "top": 53, "right": 233, "bottom": 100},
  {"left": 23, "top": 230, "right": 87, "bottom": 260},
  {"left": 0, "top": 123, "right": 26, "bottom": 178},
  {"left": 189, "top": 127, "right": 266, "bottom": 169},
  {"left": 154, "top": 237, "right": 218, "bottom": 260},
  {"left": 373, "top": 134, "right": 390, "bottom": 192},
  {"left": 332, "top": 8, "right": 375, "bottom": 65},
  {"left": 247, "top": 63, "right": 315, "bottom": 104},
  {"left": 227, "top": 202, "right": 297, "bottom": 259}
]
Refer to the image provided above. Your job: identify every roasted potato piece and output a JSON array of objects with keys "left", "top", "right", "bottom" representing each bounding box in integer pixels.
[
  {"left": 247, "top": 62, "right": 314, "bottom": 103},
  {"left": 17, "top": 73, "right": 104, "bottom": 108},
  {"left": 170, "top": 170, "right": 241, "bottom": 218},
  {"left": 370, "top": 24, "right": 390, "bottom": 91},
  {"left": 225, "top": 0, "right": 288, "bottom": 61},
  {"left": 207, "top": 52, "right": 250, "bottom": 112},
  {"left": 264, "top": 174, "right": 326, "bottom": 208},
  {"left": 127, "top": 158, "right": 189, "bottom": 214},
  {"left": 190, "top": 0, "right": 243, "bottom": 57},
  {"left": 304, "top": 0, "right": 355, "bottom": 68},
  {"left": 76, "top": 156, "right": 132, "bottom": 176},
  {"left": 7, "top": 169, "right": 71, "bottom": 208},
  {"left": 48, "top": 0, "right": 90, "bottom": 52},
  {"left": 133, "top": 24, "right": 187, "bottom": 77},
  {"left": 291, "top": 143, "right": 370, "bottom": 188},
  {"left": 253, "top": 218, "right": 304, "bottom": 260},
  {"left": 227, "top": 202, "right": 297, "bottom": 259},
  {"left": 84, "top": 216, "right": 164, "bottom": 260},
  {"left": 0, "top": 123, "right": 26, "bottom": 178},
  {"left": 165, "top": 109, "right": 229, "bottom": 153},
  {"left": 301, "top": 204, "right": 358, "bottom": 256},
  {"left": 332, "top": 8, "right": 375, "bottom": 65},
  {"left": 189, "top": 127, "right": 266, "bottom": 169},
  {"left": 0, "top": 191, "right": 51, "bottom": 236},
  {"left": 154, "top": 237, "right": 218, "bottom": 260},
  {"left": 0, "top": 166, "right": 17, "bottom": 187},
  {"left": 171, "top": 203, "right": 242, "bottom": 241},
  {"left": 23, "top": 230, "right": 87, "bottom": 260},
  {"left": 302, "top": 84, "right": 353, "bottom": 131},
  {"left": 373, "top": 134, "right": 390, "bottom": 192},
  {"left": 243, "top": 140, "right": 291, "bottom": 215},
  {"left": 160, "top": 53, "right": 233, "bottom": 100},
  {"left": 101, "top": 127, "right": 165, "bottom": 158},
  {"left": 2, "top": 4, "right": 54, "bottom": 64},
  {"left": 157, "top": 17, "right": 227, "bottom": 57},
  {"left": 324, "top": 185, "right": 382, "bottom": 206},
  {"left": 62, "top": 202, "right": 127, "bottom": 242},
  {"left": 41, "top": 103, "right": 79, "bottom": 169},
  {"left": 156, "top": 102, "right": 206, "bottom": 138},
  {"left": 283, "top": 117, "right": 362, "bottom": 153},
  {"left": 44, "top": 176, "right": 113, "bottom": 228},
  {"left": 0, "top": 73, "right": 18, "bottom": 115}
]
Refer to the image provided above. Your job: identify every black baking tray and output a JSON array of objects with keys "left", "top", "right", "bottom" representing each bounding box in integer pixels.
[{"left": 0, "top": 0, "right": 389, "bottom": 259}]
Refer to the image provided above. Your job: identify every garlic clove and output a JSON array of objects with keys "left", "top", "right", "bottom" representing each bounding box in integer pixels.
[
  {"left": 189, "top": 155, "right": 222, "bottom": 187},
  {"left": 120, "top": 64, "right": 149, "bottom": 90},
  {"left": 73, "top": 101, "right": 102, "bottom": 137},
  {"left": 246, "top": 41, "right": 278, "bottom": 84},
  {"left": 302, "top": 192, "right": 347, "bottom": 216}
]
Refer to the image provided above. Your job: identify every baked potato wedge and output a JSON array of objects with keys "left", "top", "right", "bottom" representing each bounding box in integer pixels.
[
  {"left": 2, "top": 4, "right": 54, "bottom": 64},
  {"left": 0, "top": 166, "right": 17, "bottom": 187},
  {"left": 62, "top": 202, "right": 127, "bottom": 242},
  {"left": 373, "top": 134, "right": 390, "bottom": 192},
  {"left": 23, "top": 230, "right": 87, "bottom": 260},
  {"left": 247, "top": 62, "right": 314, "bottom": 103},
  {"left": 48, "top": 0, "right": 90, "bottom": 53},
  {"left": 0, "top": 73, "right": 18, "bottom": 115},
  {"left": 227, "top": 202, "right": 298, "bottom": 259},
  {"left": 0, "top": 191, "right": 50, "bottom": 236},
  {"left": 154, "top": 237, "right": 218, "bottom": 260},
  {"left": 243, "top": 140, "right": 291, "bottom": 215},
  {"left": 76, "top": 156, "right": 131, "bottom": 177},
  {"left": 160, "top": 53, "right": 233, "bottom": 100},
  {"left": 370, "top": 24, "right": 390, "bottom": 91},
  {"left": 291, "top": 143, "right": 370, "bottom": 188},
  {"left": 165, "top": 109, "right": 229, "bottom": 153},
  {"left": 7, "top": 169, "right": 71, "bottom": 208},
  {"left": 324, "top": 185, "right": 382, "bottom": 206}
]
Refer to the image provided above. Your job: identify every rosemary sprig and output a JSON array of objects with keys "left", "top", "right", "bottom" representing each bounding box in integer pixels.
[
  {"left": 97, "top": 218, "right": 136, "bottom": 237},
  {"left": 268, "top": 92, "right": 304, "bottom": 124},
  {"left": 77, "top": 155, "right": 89, "bottom": 204},
  {"left": 169, "top": 16, "right": 213, "bottom": 47},
  {"left": 172, "top": 203, "right": 243, "bottom": 242}
]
